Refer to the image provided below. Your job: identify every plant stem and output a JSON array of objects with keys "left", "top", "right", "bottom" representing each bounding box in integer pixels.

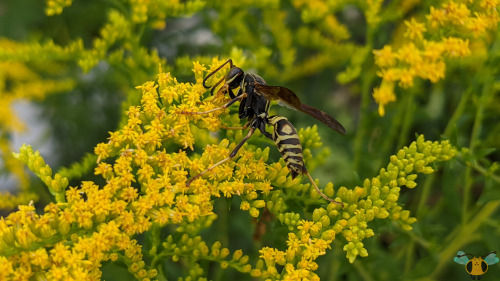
[
  {"left": 353, "top": 259, "right": 375, "bottom": 281},
  {"left": 353, "top": 15, "right": 377, "bottom": 171},
  {"left": 396, "top": 89, "right": 416, "bottom": 150},
  {"left": 443, "top": 87, "right": 472, "bottom": 138},
  {"left": 462, "top": 65, "right": 493, "bottom": 224}
]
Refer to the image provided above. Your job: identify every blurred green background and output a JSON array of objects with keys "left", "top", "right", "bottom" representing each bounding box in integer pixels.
[{"left": 1, "top": 0, "right": 499, "bottom": 280}]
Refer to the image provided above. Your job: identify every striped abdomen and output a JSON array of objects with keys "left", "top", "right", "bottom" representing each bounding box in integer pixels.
[{"left": 268, "top": 116, "right": 305, "bottom": 179}]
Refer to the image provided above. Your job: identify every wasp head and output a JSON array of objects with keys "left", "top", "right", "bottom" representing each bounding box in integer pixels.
[{"left": 225, "top": 66, "right": 244, "bottom": 89}]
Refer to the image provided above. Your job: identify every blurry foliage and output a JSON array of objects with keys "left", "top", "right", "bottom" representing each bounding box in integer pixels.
[{"left": 0, "top": 0, "right": 499, "bottom": 280}]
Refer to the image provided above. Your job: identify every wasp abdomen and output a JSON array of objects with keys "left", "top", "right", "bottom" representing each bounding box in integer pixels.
[{"left": 268, "top": 116, "right": 306, "bottom": 179}]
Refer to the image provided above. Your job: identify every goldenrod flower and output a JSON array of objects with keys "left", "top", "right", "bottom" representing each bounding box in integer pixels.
[
  {"left": 404, "top": 18, "right": 426, "bottom": 40},
  {"left": 372, "top": 0, "right": 499, "bottom": 116},
  {"left": 372, "top": 81, "right": 396, "bottom": 116},
  {"left": 1, "top": 53, "right": 460, "bottom": 280}
]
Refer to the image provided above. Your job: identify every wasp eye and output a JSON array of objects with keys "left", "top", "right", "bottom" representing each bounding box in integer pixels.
[{"left": 225, "top": 67, "right": 244, "bottom": 88}]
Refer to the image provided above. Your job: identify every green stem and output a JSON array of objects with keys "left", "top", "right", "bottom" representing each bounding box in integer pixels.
[
  {"left": 416, "top": 174, "right": 436, "bottom": 217},
  {"left": 404, "top": 241, "right": 415, "bottom": 274},
  {"left": 157, "top": 265, "right": 168, "bottom": 281},
  {"left": 353, "top": 259, "right": 375, "bottom": 281},
  {"left": 150, "top": 225, "right": 161, "bottom": 268},
  {"left": 469, "top": 161, "right": 500, "bottom": 183},
  {"left": 404, "top": 215, "right": 432, "bottom": 274},
  {"left": 443, "top": 87, "right": 473, "bottom": 137},
  {"left": 377, "top": 88, "right": 415, "bottom": 171},
  {"left": 462, "top": 68, "right": 493, "bottom": 225},
  {"left": 396, "top": 90, "right": 416, "bottom": 150},
  {"left": 378, "top": 94, "right": 405, "bottom": 167},
  {"left": 352, "top": 72, "right": 373, "bottom": 171},
  {"left": 353, "top": 26, "right": 375, "bottom": 171}
]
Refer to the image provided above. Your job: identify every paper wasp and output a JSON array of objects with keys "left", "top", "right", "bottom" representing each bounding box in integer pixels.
[{"left": 181, "top": 59, "right": 346, "bottom": 206}]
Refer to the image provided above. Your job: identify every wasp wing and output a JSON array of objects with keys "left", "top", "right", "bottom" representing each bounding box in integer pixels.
[
  {"left": 255, "top": 84, "right": 347, "bottom": 135},
  {"left": 454, "top": 251, "right": 469, "bottom": 265},
  {"left": 484, "top": 252, "right": 499, "bottom": 265}
]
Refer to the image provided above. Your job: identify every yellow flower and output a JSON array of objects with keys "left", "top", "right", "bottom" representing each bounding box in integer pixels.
[
  {"left": 0, "top": 256, "right": 13, "bottom": 279},
  {"left": 373, "top": 46, "right": 396, "bottom": 68},
  {"left": 404, "top": 18, "right": 426, "bottom": 40},
  {"left": 372, "top": 1, "right": 497, "bottom": 116},
  {"left": 398, "top": 68, "right": 415, "bottom": 88},
  {"left": 192, "top": 61, "right": 207, "bottom": 82},
  {"left": 427, "top": 6, "right": 446, "bottom": 28},
  {"left": 259, "top": 247, "right": 276, "bottom": 267},
  {"left": 396, "top": 43, "right": 422, "bottom": 66},
  {"left": 94, "top": 162, "right": 113, "bottom": 178},
  {"left": 47, "top": 264, "right": 70, "bottom": 281},
  {"left": 3, "top": 55, "right": 460, "bottom": 280},
  {"left": 240, "top": 201, "right": 251, "bottom": 211},
  {"left": 419, "top": 61, "right": 445, "bottom": 83},
  {"left": 372, "top": 81, "right": 395, "bottom": 116},
  {"left": 442, "top": 2, "right": 470, "bottom": 25},
  {"left": 286, "top": 232, "right": 301, "bottom": 254},
  {"left": 442, "top": 37, "right": 470, "bottom": 57},
  {"left": 422, "top": 40, "right": 446, "bottom": 61}
]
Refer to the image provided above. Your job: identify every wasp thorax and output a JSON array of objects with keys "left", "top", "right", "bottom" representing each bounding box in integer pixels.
[{"left": 225, "top": 67, "right": 244, "bottom": 88}]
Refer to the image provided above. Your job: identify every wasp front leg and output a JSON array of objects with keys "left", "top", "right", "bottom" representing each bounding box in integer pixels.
[
  {"left": 180, "top": 92, "right": 247, "bottom": 115},
  {"left": 203, "top": 59, "right": 234, "bottom": 90}
]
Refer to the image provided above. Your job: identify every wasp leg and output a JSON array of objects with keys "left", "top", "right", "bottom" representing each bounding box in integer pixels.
[
  {"left": 221, "top": 120, "right": 251, "bottom": 130},
  {"left": 186, "top": 127, "right": 256, "bottom": 186},
  {"left": 209, "top": 75, "right": 226, "bottom": 96},
  {"left": 180, "top": 93, "right": 247, "bottom": 115},
  {"left": 203, "top": 59, "right": 233, "bottom": 89},
  {"left": 304, "top": 172, "right": 344, "bottom": 207}
]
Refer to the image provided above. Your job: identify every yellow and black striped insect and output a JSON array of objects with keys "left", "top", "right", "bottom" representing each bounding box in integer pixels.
[
  {"left": 182, "top": 59, "right": 346, "bottom": 206},
  {"left": 267, "top": 115, "right": 341, "bottom": 204}
]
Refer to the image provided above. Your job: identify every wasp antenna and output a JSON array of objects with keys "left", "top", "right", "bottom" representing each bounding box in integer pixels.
[
  {"left": 203, "top": 59, "right": 234, "bottom": 89},
  {"left": 210, "top": 76, "right": 226, "bottom": 95},
  {"left": 305, "top": 172, "right": 344, "bottom": 207}
]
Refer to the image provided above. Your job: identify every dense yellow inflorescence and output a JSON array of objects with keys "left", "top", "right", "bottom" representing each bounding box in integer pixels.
[
  {"left": 0, "top": 59, "right": 458, "bottom": 280},
  {"left": 0, "top": 41, "right": 76, "bottom": 209},
  {"left": 372, "top": 0, "right": 499, "bottom": 116}
]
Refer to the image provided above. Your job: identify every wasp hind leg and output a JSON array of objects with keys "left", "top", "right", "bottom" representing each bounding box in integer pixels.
[
  {"left": 186, "top": 127, "right": 256, "bottom": 186},
  {"left": 304, "top": 172, "right": 344, "bottom": 207}
]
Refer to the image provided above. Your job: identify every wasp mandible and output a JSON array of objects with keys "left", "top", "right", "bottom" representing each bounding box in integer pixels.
[{"left": 181, "top": 59, "right": 346, "bottom": 206}]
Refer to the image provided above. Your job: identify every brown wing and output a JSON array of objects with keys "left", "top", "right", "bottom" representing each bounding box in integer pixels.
[{"left": 255, "top": 83, "right": 346, "bottom": 135}]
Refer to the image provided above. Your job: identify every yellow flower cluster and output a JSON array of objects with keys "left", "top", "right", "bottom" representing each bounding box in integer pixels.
[
  {"left": 255, "top": 135, "right": 456, "bottom": 278},
  {"left": 0, "top": 55, "right": 74, "bottom": 137},
  {"left": 159, "top": 234, "right": 253, "bottom": 277},
  {"left": 372, "top": 0, "right": 499, "bottom": 116},
  {"left": 256, "top": 218, "right": 338, "bottom": 280},
  {"left": 0, "top": 39, "right": 76, "bottom": 210},
  {"left": 4, "top": 147, "right": 155, "bottom": 280},
  {"left": 1, "top": 60, "right": 457, "bottom": 280},
  {"left": 207, "top": 0, "right": 361, "bottom": 82},
  {"left": 45, "top": 0, "right": 72, "bottom": 16},
  {"left": 0, "top": 203, "right": 154, "bottom": 280},
  {"left": 0, "top": 0, "right": 210, "bottom": 212}
]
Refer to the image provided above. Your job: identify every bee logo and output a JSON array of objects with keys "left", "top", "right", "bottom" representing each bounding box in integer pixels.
[{"left": 454, "top": 251, "right": 498, "bottom": 280}]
